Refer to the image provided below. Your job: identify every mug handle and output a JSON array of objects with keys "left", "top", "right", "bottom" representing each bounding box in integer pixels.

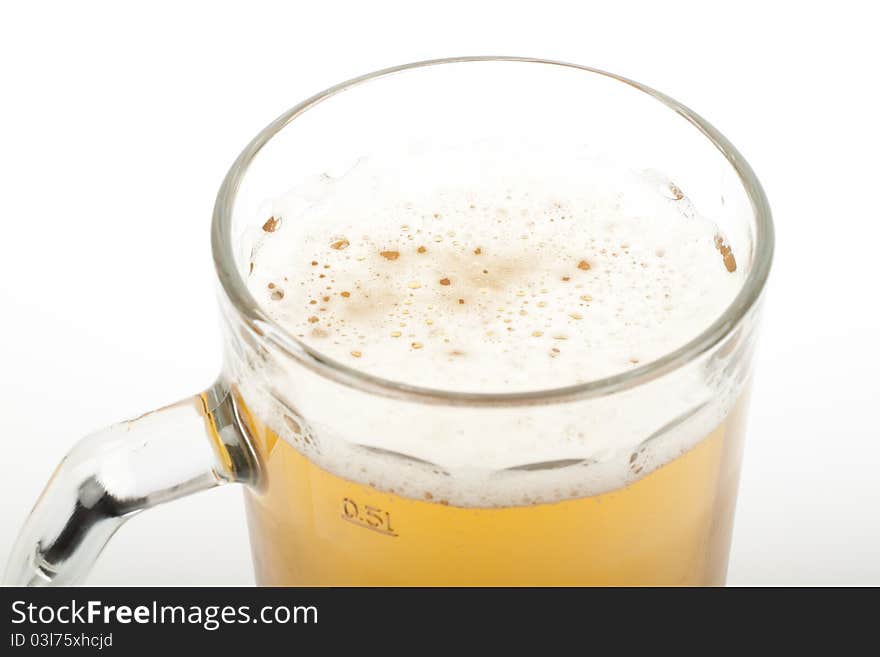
[{"left": 3, "top": 381, "right": 258, "bottom": 586}]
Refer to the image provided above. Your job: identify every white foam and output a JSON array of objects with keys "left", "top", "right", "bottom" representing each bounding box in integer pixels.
[{"left": 237, "top": 143, "right": 747, "bottom": 506}]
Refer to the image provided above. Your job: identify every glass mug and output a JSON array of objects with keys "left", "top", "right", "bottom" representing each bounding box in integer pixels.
[{"left": 4, "top": 57, "right": 773, "bottom": 586}]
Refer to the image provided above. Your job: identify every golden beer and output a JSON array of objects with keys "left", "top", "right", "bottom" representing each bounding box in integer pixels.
[
  {"left": 237, "top": 143, "right": 756, "bottom": 586},
  {"left": 242, "top": 392, "right": 749, "bottom": 586}
]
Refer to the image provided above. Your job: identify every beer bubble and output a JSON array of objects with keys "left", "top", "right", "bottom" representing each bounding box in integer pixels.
[
  {"left": 262, "top": 216, "right": 281, "bottom": 232},
  {"left": 243, "top": 144, "right": 746, "bottom": 508}
]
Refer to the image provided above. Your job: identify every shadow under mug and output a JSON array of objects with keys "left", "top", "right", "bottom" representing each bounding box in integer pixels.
[{"left": 5, "top": 57, "right": 773, "bottom": 586}]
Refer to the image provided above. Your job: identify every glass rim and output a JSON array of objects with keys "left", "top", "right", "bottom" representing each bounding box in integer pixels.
[{"left": 211, "top": 56, "right": 774, "bottom": 407}]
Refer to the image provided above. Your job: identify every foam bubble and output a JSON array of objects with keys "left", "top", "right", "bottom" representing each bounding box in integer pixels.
[
  {"left": 248, "top": 147, "right": 741, "bottom": 393},
  {"left": 238, "top": 143, "right": 747, "bottom": 506}
]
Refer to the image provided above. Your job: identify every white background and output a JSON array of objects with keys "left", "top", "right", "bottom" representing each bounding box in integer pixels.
[{"left": 1, "top": 1, "right": 878, "bottom": 586}]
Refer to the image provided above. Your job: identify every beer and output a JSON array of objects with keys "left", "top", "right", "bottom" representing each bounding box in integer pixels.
[
  {"left": 242, "top": 395, "right": 748, "bottom": 586},
  {"left": 238, "top": 145, "right": 749, "bottom": 585}
]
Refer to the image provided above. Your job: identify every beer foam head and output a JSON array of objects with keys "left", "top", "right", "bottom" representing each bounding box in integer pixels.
[
  {"left": 238, "top": 142, "right": 750, "bottom": 505},
  {"left": 247, "top": 143, "right": 742, "bottom": 393}
]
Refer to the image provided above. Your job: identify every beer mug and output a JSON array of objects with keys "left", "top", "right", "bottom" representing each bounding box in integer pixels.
[{"left": 4, "top": 57, "right": 773, "bottom": 586}]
